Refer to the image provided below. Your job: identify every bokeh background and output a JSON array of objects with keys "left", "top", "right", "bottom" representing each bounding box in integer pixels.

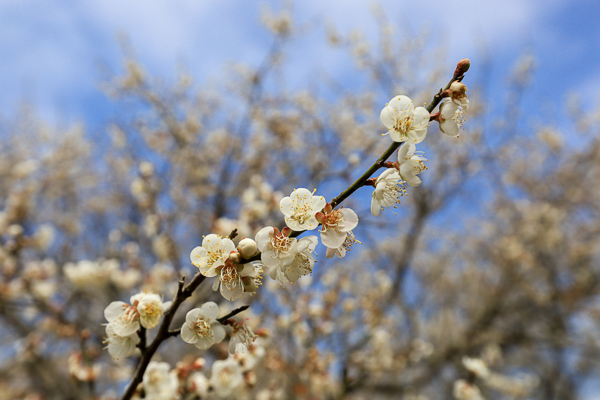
[{"left": 1, "top": 1, "right": 600, "bottom": 399}]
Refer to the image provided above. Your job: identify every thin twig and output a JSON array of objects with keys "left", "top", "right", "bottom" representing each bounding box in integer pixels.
[
  {"left": 217, "top": 305, "right": 250, "bottom": 323},
  {"left": 120, "top": 273, "right": 205, "bottom": 400}
]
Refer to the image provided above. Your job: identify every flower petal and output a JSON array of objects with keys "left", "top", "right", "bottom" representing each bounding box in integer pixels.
[
  {"left": 321, "top": 229, "right": 347, "bottom": 248},
  {"left": 212, "top": 324, "right": 226, "bottom": 343},
  {"left": 195, "top": 336, "right": 215, "bottom": 350},
  {"left": 380, "top": 105, "right": 396, "bottom": 129},
  {"left": 202, "top": 234, "right": 220, "bottom": 252},
  {"left": 221, "top": 282, "right": 244, "bottom": 301},
  {"left": 279, "top": 196, "right": 294, "bottom": 217},
  {"left": 181, "top": 323, "right": 199, "bottom": 344},
  {"left": 340, "top": 208, "right": 359, "bottom": 231},
  {"left": 371, "top": 196, "right": 381, "bottom": 216},
  {"left": 412, "top": 107, "right": 430, "bottom": 129},
  {"left": 104, "top": 301, "right": 127, "bottom": 322},
  {"left": 255, "top": 227, "right": 274, "bottom": 252},
  {"left": 200, "top": 302, "right": 219, "bottom": 321},
  {"left": 388, "top": 95, "right": 413, "bottom": 112},
  {"left": 190, "top": 246, "right": 206, "bottom": 267},
  {"left": 186, "top": 308, "right": 202, "bottom": 326}
]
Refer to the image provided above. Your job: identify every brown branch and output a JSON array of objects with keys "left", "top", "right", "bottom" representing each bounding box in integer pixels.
[
  {"left": 217, "top": 305, "right": 250, "bottom": 323},
  {"left": 120, "top": 272, "right": 206, "bottom": 400}
]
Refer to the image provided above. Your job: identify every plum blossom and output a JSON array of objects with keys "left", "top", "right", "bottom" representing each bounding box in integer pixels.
[
  {"left": 188, "top": 372, "right": 209, "bottom": 397},
  {"left": 104, "top": 324, "right": 140, "bottom": 360},
  {"left": 279, "top": 188, "right": 326, "bottom": 231},
  {"left": 190, "top": 234, "right": 236, "bottom": 277},
  {"left": 210, "top": 357, "right": 244, "bottom": 398},
  {"left": 212, "top": 260, "right": 263, "bottom": 301},
  {"left": 439, "top": 99, "right": 466, "bottom": 137},
  {"left": 256, "top": 226, "right": 317, "bottom": 286},
  {"left": 130, "top": 291, "right": 170, "bottom": 329},
  {"left": 453, "top": 379, "right": 485, "bottom": 400},
  {"left": 380, "top": 95, "right": 430, "bottom": 143},
  {"left": 143, "top": 361, "right": 179, "bottom": 400},
  {"left": 104, "top": 291, "right": 169, "bottom": 335},
  {"left": 316, "top": 204, "right": 359, "bottom": 249},
  {"left": 448, "top": 81, "right": 469, "bottom": 110},
  {"left": 325, "top": 231, "right": 361, "bottom": 259},
  {"left": 462, "top": 356, "right": 491, "bottom": 379},
  {"left": 181, "top": 302, "right": 226, "bottom": 350},
  {"left": 67, "top": 353, "right": 101, "bottom": 382},
  {"left": 397, "top": 142, "right": 428, "bottom": 187},
  {"left": 371, "top": 168, "right": 406, "bottom": 216},
  {"left": 104, "top": 301, "right": 141, "bottom": 337},
  {"left": 229, "top": 322, "right": 257, "bottom": 355}
]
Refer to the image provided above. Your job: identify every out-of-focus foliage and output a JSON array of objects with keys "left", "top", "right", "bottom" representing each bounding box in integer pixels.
[{"left": 1, "top": 6, "right": 599, "bottom": 400}]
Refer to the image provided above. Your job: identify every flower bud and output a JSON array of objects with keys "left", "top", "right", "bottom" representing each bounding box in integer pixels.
[
  {"left": 448, "top": 81, "right": 469, "bottom": 110},
  {"left": 237, "top": 238, "right": 258, "bottom": 259},
  {"left": 228, "top": 251, "right": 242, "bottom": 264},
  {"left": 454, "top": 58, "right": 471, "bottom": 77}
]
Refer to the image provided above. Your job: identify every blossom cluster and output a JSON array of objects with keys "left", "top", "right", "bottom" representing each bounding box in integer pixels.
[
  {"left": 188, "top": 84, "right": 470, "bottom": 302},
  {"left": 101, "top": 77, "right": 470, "bottom": 397},
  {"left": 139, "top": 334, "right": 267, "bottom": 399}
]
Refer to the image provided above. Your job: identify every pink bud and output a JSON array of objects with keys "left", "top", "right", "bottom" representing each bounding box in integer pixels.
[{"left": 454, "top": 59, "right": 471, "bottom": 76}]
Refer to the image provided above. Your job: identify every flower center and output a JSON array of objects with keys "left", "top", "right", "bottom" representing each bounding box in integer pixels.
[
  {"left": 219, "top": 368, "right": 234, "bottom": 385},
  {"left": 271, "top": 233, "right": 294, "bottom": 255},
  {"left": 452, "top": 107, "right": 466, "bottom": 131},
  {"left": 235, "top": 327, "right": 256, "bottom": 348},
  {"left": 220, "top": 264, "right": 241, "bottom": 291},
  {"left": 394, "top": 113, "right": 414, "bottom": 135},
  {"left": 194, "top": 318, "right": 213, "bottom": 338},
  {"left": 143, "top": 302, "right": 161, "bottom": 317},
  {"left": 121, "top": 303, "right": 140, "bottom": 323},
  {"left": 295, "top": 247, "right": 316, "bottom": 274},
  {"left": 289, "top": 197, "right": 314, "bottom": 225},
  {"left": 341, "top": 231, "right": 361, "bottom": 253},
  {"left": 321, "top": 210, "right": 344, "bottom": 232}
]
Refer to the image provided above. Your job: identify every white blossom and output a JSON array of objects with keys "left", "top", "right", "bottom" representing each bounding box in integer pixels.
[
  {"left": 104, "top": 291, "right": 169, "bottom": 335},
  {"left": 279, "top": 188, "right": 326, "bottom": 231},
  {"left": 397, "top": 142, "right": 428, "bottom": 187},
  {"left": 210, "top": 357, "right": 244, "bottom": 398},
  {"left": 181, "top": 303, "right": 226, "bottom": 350},
  {"left": 104, "top": 324, "right": 140, "bottom": 360},
  {"left": 462, "top": 356, "right": 491, "bottom": 379},
  {"left": 130, "top": 292, "right": 170, "bottom": 329},
  {"left": 256, "top": 226, "right": 317, "bottom": 286},
  {"left": 325, "top": 231, "right": 361, "bottom": 259},
  {"left": 143, "top": 361, "right": 179, "bottom": 400},
  {"left": 67, "top": 353, "right": 101, "bottom": 382},
  {"left": 380, "top": 95, "right": 430, "bottom": 143},
  {"left": 439, "top": 99, "right": 466, "bottom": 137},
  {"left": 188, "top": 372, "right": 209, "bottom": 397},
  {"left": 104, "top": 301, "right": 140, "bottom": 337},
  {"left": 316, "top": 204, "right": 359, "bottom": 249},
  {"left": 213, "top": 260, "right": 263, "bottom": 301},
  {"left": 64, "top": 259, "right": 118, "bottom": 288},
  {"left": 229, "top": 323, "right": 257, "bottom": 355},
  {"left": 371, "top": 168, "right": 406, "bottom": 216},
  {"left": 453, "top": 380, "right": 484, "bottom": 400},
  {"left": 190, "top": 234, "right": 236, "bottom": 277},
  {"left": 448, "top": 81, "right": 469, "bottom": 110}
]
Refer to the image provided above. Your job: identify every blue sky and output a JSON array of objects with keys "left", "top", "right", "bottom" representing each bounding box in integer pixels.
[{"left": 1, "top": 0, "right": 599, "bottom": 129}]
